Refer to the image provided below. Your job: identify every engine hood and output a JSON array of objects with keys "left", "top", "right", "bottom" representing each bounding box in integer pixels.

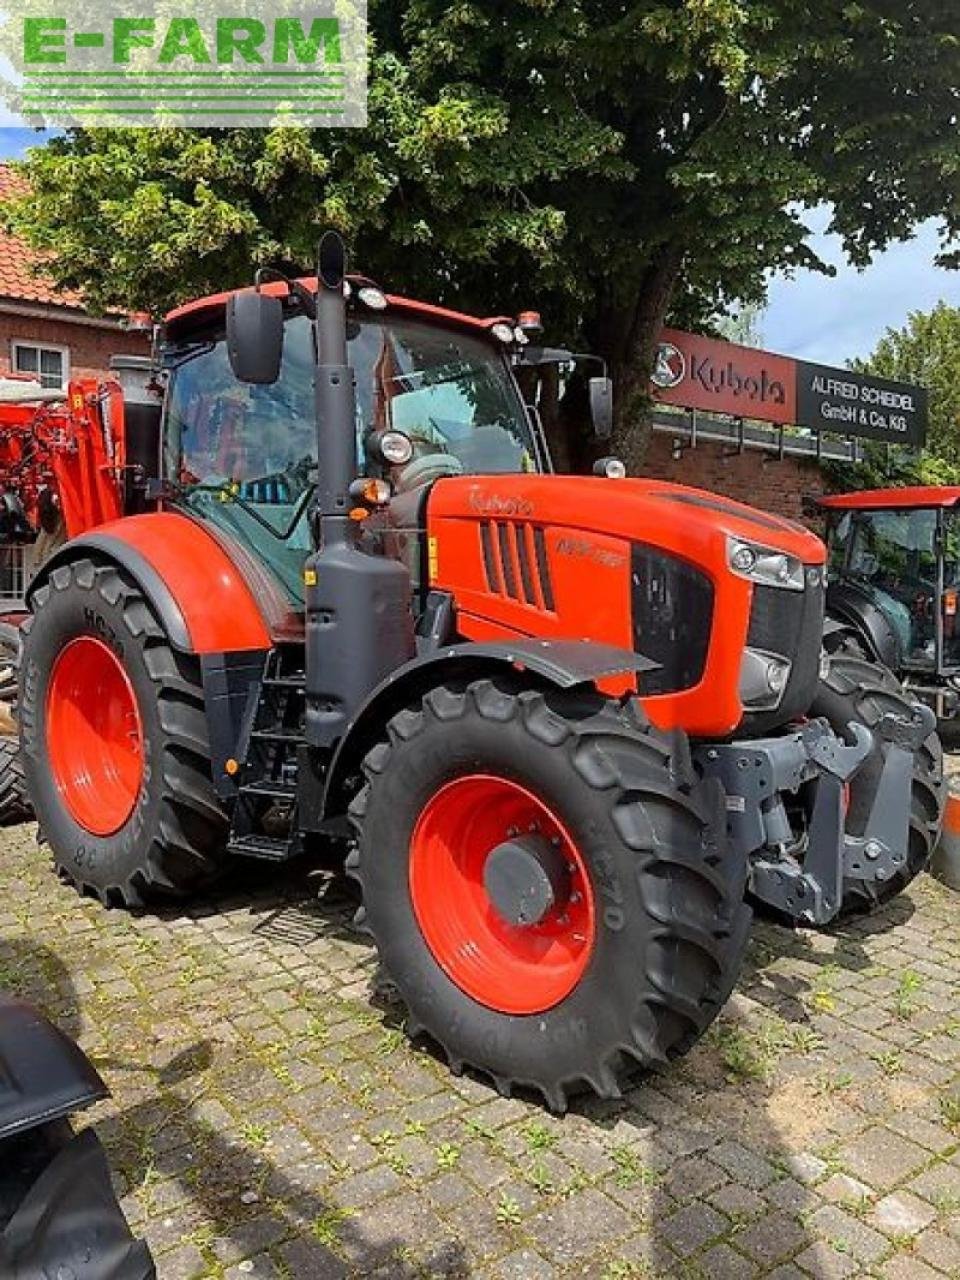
[{"left": 429, "top": 474, "right": 826, "bottom": 565}]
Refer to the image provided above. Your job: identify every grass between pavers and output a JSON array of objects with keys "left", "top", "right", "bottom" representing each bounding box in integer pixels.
[{"left": 1, "top": 822, "right": 959, "bottom": 1278}]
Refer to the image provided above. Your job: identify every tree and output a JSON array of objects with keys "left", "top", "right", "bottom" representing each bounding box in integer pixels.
[
  {"left": 825, "top": 302, "right": 960, "bottom": 491},
  {"left": 5, "top": 1, "right": 959, "bottom": 468},
  {"left": 715, "top": 302, "right": 765, "bottom": 349}
]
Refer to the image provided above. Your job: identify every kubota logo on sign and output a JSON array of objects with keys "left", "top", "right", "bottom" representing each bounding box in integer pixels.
[
  {"left": 651, "top": 342, "right": 685, "bottom": 390},
  {"left": 650, "top": 327, "right": 798, "bottom": 426}
]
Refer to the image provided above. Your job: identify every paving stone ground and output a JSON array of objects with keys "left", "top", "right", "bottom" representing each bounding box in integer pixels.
[{"left": 0, "top": 819, "right": 957, "bottom": 1279}]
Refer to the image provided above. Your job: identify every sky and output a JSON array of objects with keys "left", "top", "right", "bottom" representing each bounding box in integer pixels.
[
  {"left": 764, "top": 206, "right": 959, "bottom": 366},
  {"left": 0, "top": 129, "right": 957, "bottom": 367}
]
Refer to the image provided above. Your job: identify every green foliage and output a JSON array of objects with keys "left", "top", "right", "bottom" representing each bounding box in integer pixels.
[
  {"left": 825, "top": 303, "right": 960, "bottom": 492},
  {"left": 5, "top": 3, "right": 958, "bottom": 457}
]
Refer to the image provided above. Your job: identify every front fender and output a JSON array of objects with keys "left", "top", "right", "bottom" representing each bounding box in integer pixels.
[
  {"left": 0, "top": 997, "right": 106, "bottom": 1141},
  {"left": 320, "top": 639, "right": 656, "bottom": 823},
  {"left": 26, "top": 512, "right": 274, "bottom": 654}
]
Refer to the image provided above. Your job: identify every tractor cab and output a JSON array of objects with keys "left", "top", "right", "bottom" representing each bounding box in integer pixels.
[
  {"left": 821, "top": 487, "right": 960, "bottom": 717},
  {"left": 161, "top": 282, "right": 565, "bottom": 603}
]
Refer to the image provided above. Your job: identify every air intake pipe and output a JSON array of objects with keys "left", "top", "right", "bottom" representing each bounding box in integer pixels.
[{"left": 303, "top": 232, "right": 415, "bottom": 751}]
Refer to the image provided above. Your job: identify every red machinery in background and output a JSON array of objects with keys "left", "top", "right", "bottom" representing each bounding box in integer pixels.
[{"left": 0, "top": 360, "right": 157, "bottom": 823}]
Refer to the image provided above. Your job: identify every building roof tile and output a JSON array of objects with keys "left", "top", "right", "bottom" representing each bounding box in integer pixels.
[{"left": 0, "top": 166, "right": 85, "bottom": 309}]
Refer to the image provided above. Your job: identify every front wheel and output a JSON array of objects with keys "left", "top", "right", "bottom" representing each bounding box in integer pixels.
[
  {"left": 19, "top": 558, "right": 228, "bottom": 907},
  {"left": 349, "top": 679, "right": 751, "bottom": 1111}
]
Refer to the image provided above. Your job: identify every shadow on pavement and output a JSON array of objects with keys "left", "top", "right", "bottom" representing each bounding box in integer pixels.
[{"left": 0, "top": 934, "right": 467, "bottom": 1278}]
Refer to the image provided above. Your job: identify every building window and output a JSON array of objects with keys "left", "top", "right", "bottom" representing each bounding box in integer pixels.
[{"left": 11, "top": 342, "right": 69, "bottom": 389}]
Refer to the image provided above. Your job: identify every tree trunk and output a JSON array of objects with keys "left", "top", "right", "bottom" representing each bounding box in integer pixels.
[{"left": 606, "top": 243, "right": 686, "bottom": 477}]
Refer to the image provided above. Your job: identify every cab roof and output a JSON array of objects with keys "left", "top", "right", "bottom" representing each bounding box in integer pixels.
[
  {"left": 820, "top": 487, "right": 960, "bottom": 512},
  {"left": 164, "top": 276, "right": 512, "bottom": 343}
]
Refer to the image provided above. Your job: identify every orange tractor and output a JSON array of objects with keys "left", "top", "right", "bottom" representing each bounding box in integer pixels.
[{"left": 15, "top": 237, "right": 944, "bottom": 1107}]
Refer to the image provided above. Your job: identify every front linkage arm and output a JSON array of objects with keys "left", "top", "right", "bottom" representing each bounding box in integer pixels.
[{"left": 696, "top": 704, "right": 935, "bottom": 926}]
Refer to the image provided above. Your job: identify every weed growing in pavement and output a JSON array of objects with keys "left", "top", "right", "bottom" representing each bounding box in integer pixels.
[
  {"left": 311, "top": 1207, "right": 352, "bottom": 1247},
  {"left": 304, "top": 1015, "right": 328, "bottom": 1043},
  {"left": 894, "top": 970, "right": 924, "bottom": 1020},
  {"left": 870, "top": 1050, "right": 903, "bottom": 1076},
  {"left": 239, "top": 1122, "right": 270, "bottom": 1149},
  {"left": 602, "top": 1262, "right": 647, "bottom": 1279},
  {"left": 814, "top": 1069, "right": 855, "bottom": 1096},
  {"left": 463, "top": 1116, "right": 497, "bottom": 1142},
  {"left": 495, "top": 1194, "right": 522, "bottom": 1227},
  {"left": 712, "top": 1022, "right": 779, "bottom": 1081},
  {"left": 523, "top": 1121, "right": 558, "bottom": 1152},
  {"left": 785, "top": 1025, "right": 825, "bottom": 1055},
  {"left": 809, "top": 967, "right": 839, "bottom": 1014},
  {"left": 611, "top": 1146, "right": 659, "bottom": 1190},
  {"left": 435, "top": 1143, "right": 460, "bottom": 1170},
  {"left": 377, "top": 1028, "right": 405, "bottom": 1056},
  {"left": 939, "top": 1093, "right": 960, "bottom": 1132},
  {"left": 526, "top": 1160, "right": 555, "bottom": 1196}
]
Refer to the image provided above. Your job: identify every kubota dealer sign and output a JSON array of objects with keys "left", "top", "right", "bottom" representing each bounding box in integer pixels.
[{"left": 652, "top": 329, "right": 927, "bottom": 447}]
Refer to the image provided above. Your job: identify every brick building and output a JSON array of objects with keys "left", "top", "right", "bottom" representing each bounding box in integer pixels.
[
  {"left": 0, "top": 167, "right": 150, "bottom": 387},
  {"left": 644, "top": 432, "right": 825, "bottom": 523}
]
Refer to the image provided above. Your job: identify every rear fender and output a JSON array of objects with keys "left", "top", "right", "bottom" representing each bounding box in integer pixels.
[
  {"left": 320, "top": 639, "right": 656, "bottom": 824},
  {"left": 0, "top": 997, "right": 106, "bottom": 1141},
  {"left": 25, "top": 512, "right": 274, "bottom": 654}
]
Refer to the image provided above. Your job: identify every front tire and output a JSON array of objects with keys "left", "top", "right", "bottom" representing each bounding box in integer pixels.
[
  {"left": 349, "top": 679, "right": 751, "bottom": 1110},
  {"left": 19, "top": 558, "right": 227, "bottom": 906},
  {"left": 810, "top": 654, "right": 945, "bottom": 913}
]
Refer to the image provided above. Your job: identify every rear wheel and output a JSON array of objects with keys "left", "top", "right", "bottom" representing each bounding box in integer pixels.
[
  {"left": 349, "top": 678, "right": 751, "bottom": 1110},
  {"left": 0, "top": 622, "right": 29, "bottom": 827},
  {"left": 811, "top": 654, "right": 945, "bottom": 913},
  {"left": 19, "top": 558, "right": 227, "bottom": 906},
  {"left": 0, "top": 738, "right": 29, "bottom": 828}
]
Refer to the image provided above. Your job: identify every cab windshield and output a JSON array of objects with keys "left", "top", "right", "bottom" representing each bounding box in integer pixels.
[
  {"left": 163, "top": 313, "right": 537, "bottom": 600},
  {"left": 831, "top": 507, "right": 941, "bottom": 667}
]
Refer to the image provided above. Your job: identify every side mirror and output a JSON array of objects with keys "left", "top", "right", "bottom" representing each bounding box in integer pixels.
[
  {"left": 226, "top": 291, "right": 284, "bottom": 385},
  {"left": 589, "top": 376, "right": 614, "bottom": 440}
]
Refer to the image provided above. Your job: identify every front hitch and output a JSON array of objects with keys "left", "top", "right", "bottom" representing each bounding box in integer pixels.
[{"left": 696, "top": 707, "right": 932, "bottom": 926}]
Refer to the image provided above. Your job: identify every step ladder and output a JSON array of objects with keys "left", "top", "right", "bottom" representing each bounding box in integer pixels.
[{"left": 226, "top": 649, "right": 306, "bottom": 863}]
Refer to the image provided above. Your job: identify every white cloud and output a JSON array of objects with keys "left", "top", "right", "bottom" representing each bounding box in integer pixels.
[{"left": 765, "top": 206, "right": 959, "bottom": 365}]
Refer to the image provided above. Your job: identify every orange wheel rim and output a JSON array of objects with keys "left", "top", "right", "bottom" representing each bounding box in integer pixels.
[
  {"left": 46, "top": 636, "right": 143, "bottom": 836},
  {"left": 408, "top": 774, "right": 596, "bottom": 1014}
]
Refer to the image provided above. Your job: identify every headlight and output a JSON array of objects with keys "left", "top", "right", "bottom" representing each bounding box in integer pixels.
[
  {"left": 727, "top": 536, "right": 805, "bottom": 592},
  {"left": 739, "top": 646, "right": 793, "bottom": 710}
]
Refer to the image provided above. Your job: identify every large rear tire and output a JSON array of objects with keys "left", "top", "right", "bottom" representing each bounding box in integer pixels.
[
  {"left": 349, "top": 679, "right": 751, "bottom": 1111},
  {"left": 19, "top": 558, "right": 227, "bottom": 906},
  {"left": 810, "top": 654, "right": 945, "bottom": 913},
  {"left": 0, "top": 622, "right": 29, "bottom": 827},
  {"left": 0, "top": 738, "right": 29, "bottom": 828}
]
